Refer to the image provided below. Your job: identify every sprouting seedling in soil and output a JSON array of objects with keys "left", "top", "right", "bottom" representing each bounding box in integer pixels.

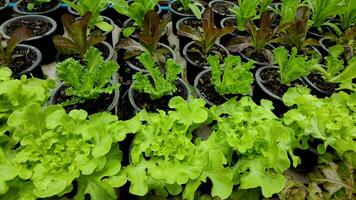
[
  {"left": 26, "top": 0, "right": 51, "bottom": 11},
  {"left": 178, "top": 7, "right": 234, "bottom": 57},
  {"left": 177, "top": 0, "right": 202, "bottom": 19},
  {"left": 52, "top": 12, "right": 106, "bottom": 58},
  {"left": 0, "top": 27, "right": 33, "bottom": 67}
]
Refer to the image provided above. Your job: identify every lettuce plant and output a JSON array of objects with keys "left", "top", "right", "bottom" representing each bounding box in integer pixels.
[
  {"left": 177, "top": 0, "right": 202, "bottom": 19},
  {"left": 0, "top": 27, "right": 33, "bottom": 66},
  {"left": 52, "top": 12, "right": 106, "bottom": 57},
  {"left": 125, "top": 96, "right": 210, "bottom": 198},
  {"left": 2, "top": 104, "right": 126, "bottom": 199},
  {"left": 282, "top": 87, "right": 356, "bottom": 157},
  {"left": 230, "top": 0, "right": 260, "bottom": 31},
  {"left": 26, "top": 0, "right": 50, "bottom": 11},
  {"left": 62, "top": 0, "right": 112, "bottom": 32},
  {"left": 207, "top": 55, "right": 255, "bottom": 96},
  {"left": 325, "top": 26, "right": 356, "bottom": 62},
  {"left": 272, "top": 6, "right": 319, "bottom": 52},
  {"left": 306, "top": 0, "right": 345, "bottom": 29},
  {"left": 210, "top": 97, "right": 299, "bottom": 198},
  {"left": 0, "top": 67, "right": 54, "bottom": 135},
  {"left": 57, "top": 47, "right": 119, "bottom": 106},
  {"left": 178, "top": 8, "right": 234, "bottom": 56},
  {"left": 340, "top": 0, "right": 356, "bottom": 30},
  {"left": 273, "top": 46, "right": 320, "bottom": 84},
  {"left": 118, "top": 11, "right": 169, "bottom": 64},
  {"left": 111, "top": 0, "right": 158, "bottom": 35},
  {"left": 133, "top": 52, "right": 181, "bottom": 100},
  {"left": 279, "top": 0, "right": 302, "bottom": 25},
  {"left": 315, "top": 45, "right": 356, "bottom": 92}
]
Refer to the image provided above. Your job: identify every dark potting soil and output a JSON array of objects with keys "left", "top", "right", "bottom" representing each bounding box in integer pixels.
[
  {"left": 5, "top": 18, "right": 52, "bottom": 37},
  {"left": 9, "top": 46, "right": 37, "bottom": 75},
  {"left": 197, "top": 71, "right": 226, "bottom": 105},
  {"left": 57, "top": 43, "right": 110, "bottom": 62},
  {"left": 307, "top": 72, "right": 337, "bottom": 93},
  {"left": 128, "top": 46, "right": 172, "bottom": 70},
  {"left": 181, "top": 18, "right": 202, "bottom": 28},
  {"left": 54, "top": 85, "right": 115, "bottom": 114},
  {"left": 171, "top": 0, "right": 194, "bottom": 15},
  {"left": 133, "top": 81, "right": 187, "bottom": 112},
  {"left": 260, "top": 68, "right": 303, "bottom": 97},
  {"left": 241, "top": 47, "right": 270, "bottom": 64},
  {"left": 187, "top": 43, "right": 227, "bottom": 67},
  {"left": 17, "top": 0, "right": 60, "bottom": 13},
  {"left": 211, "top": 1, "right": 235, "bottom": 16}
]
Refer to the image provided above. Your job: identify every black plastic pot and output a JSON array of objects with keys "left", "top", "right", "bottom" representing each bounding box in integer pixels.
[
  {"left": 125, "top": 43, "right": 175, "bottom": 72},
  {"left": 0, "top": 0, "right": 10, "bottom": 24},
  {"left": 219, "top": 16, "right": 238, "bottom": 46},
  {"left": 303, "top": 72, "right": 337, "bottom": 98},
  {"left": 176, "top": 17, "right": 202, "bottom": 55},
  {"left": 254, "top": 66, "right": 305, "bottom": 116},
  {"left": 183, "top": 41, "right": 229, "bottom": 85},
  {"left": 0, "top": 15, "right": 57, "bottom": 64},
  {"left": 128, "top": 78, "right": 191, "bottom": 112},
  {"left": 55, "top": 41, "right": 114, "bottom": 63},
  {"left": 169, "top": 0, "right": 204, "bottom": 35},
  {"left": 11, "top": 44, "right": 43, "bottom": 79},
  {"left": 237, "top": 44, "right": 275, "bottom": 67},
  {"left": 208, "top": 0, "right": 236, "bottom": 28},
  {"left": 49, "top": 81, "right": 120, "bottom": 115}
]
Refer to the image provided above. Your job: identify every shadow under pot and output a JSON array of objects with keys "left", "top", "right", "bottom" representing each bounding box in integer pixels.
[
  {"left": 194, "top": 69, "right": 247, "bottom": 107},
  {"left": 169, "top": 0, "right": 204, "bottom": 35},
  {"left": 9, "top": 44, "right": 43, "bottom": 79},
  {"left": 303, "top": 71, "right": 338, "bottom": 98},
  {"left": 0, "top": 0, "right": 10, "bottom": 24},
  {"left": 125, "top": 43, "right": 176, "bottom": 73},
  {"left": 208, "top": 0, "right": 236, "bottom": 28},
  {"left": 176, "top": 17, "right": 202, "bottom": 55},
  {"left": 49, "top": 82, "right": 120, "bottom": 115},
  {"left": 55, "top": 41, "right": 114, "bottom": 63},
  {"left": 121, "top": 18, "right": 168, "bottom": 43},
  {"left": 254, "top": 66, "right": 305, "bottom": 116},
  {"left": 183, "top": 41, "right": 229, "bottom": 85},
  {"left": 128, "top": 78, "right": 191, "bottom": 113},
  {"left": 0, "top": 15, "right": 57, "bottom": 64}
]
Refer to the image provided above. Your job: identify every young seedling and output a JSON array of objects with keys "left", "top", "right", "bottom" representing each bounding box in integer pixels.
[
  {"left": 178, "top": 7, "right": 234, "bottom": 56},
  {"left": 26, "top": 0, "right": 51, "bottom": 11},
  {"left": 340, "top": 0, "right": 356, "bottom": 30},
  {"left": 57, "top": 47, "right": 119, "bottom": 106},
  {"left": 306, "top": 0, "right": 345, "bottom": 29},
  {"left": 52, "top": 12, "right": 106, "bottom": 58},
  {"left": 0, "top": 27, "right": 33, "bottom": 67},
  {"left": 62, "top": 0, "right": 113, "bottom": 32},
  {"left": 207, "top": 55, "right": 255, "bottom": 96},
  {"left": 176, "top": 0, "right": 202, "bottom": 19},
  {"left": 133, "top": 52, "right": 181, "bottom": 100},
  {"left": 273, "top": 46, "right": 321, "bottom": 85},
  {"left": 230, "top": 0, "right": 260, "bottom": 32},
  {"left": 118, "top": 11, "right": 170, "bottom": 66}
]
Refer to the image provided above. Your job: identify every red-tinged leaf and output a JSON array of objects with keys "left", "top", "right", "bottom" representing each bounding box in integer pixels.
[
  {"left": 87, "top": 30, "right": 106, "bottom": 47},
  {"left": 177, "top": 25, "right": 203, "bottom": 42},
  {"left": 118, "top": 38, "right": 146, "bottom": 53},
  {"left": 6, "top": 27, "right": 33, "bottom": 57},
  {"left": 52, "top": 35, "right": 79, "bottom": 55},
  {"left": 61, "top": 14, "right": 76, "bottom": 40},
  {"left": 227, "top": 36, "right": 252, "bottom": 53},
  {"left": 81, "top": 12, "right": 92, "bottom": 36}
]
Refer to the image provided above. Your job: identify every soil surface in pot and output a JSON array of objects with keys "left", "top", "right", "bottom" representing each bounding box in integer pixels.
[
  {"left": 197, "top": 71, "right": 226, "bottom": 105},
  {"left": 241, "top": 47, "right": 271, "bottom": 64},
  {"left": 17, "top": 0, "right": 60, "bottom": 13},
  {"left": 187, "top": 43, "right": 228, "bottom": 67},
  {"left": 57, "top": 43, "right": 110, "bottom": 62},
  {"left": 54, "top": 85, "right": 115, "bottom": 114},
  {"left": 211, "top": 1, "right": 234, "bottom": 16},
  {"left": 307, "top": 72, "right": 338, "bottom": 92},
  {"left": 171, "top": 1, "right": 194, "bottom": 15},
  {"left": 133, "top": 81, "right": 187, "bottom": 112},
  {"left": 127, "top": 46, "right": 172, "bottom": 70},
  {"left": 260, "top": 68, "right": 303, "bottom": 97},
  {"left": 180, "top": 18, "right": 202, "bottom": 29},
  {"left": 5, "top": 17, "right": 53, "bottom": 36},
  {"left": 9, "top": 46, "right": 37, "bottom": 75}
]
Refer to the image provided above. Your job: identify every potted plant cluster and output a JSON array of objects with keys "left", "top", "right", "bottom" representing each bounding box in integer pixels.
[{"left": 0, "top": 0, "right": 355, "bottom": 199}]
